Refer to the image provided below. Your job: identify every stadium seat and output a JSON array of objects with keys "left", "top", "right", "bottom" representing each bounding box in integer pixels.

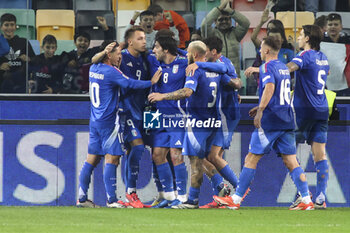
[
  {"left": 276, "top": 11, "right": 315, "bottom": 41},
  {"left": 89, "top": 40, "right": 104, "bottom": 49},
  {"left": 116, "top": 10, "right": 134, "bottom": 42},
  {"left": 193, "top": 0, "right": 220, "bottom": 13},
  {"left": 177, "top": 11, "right": 195, "bottom": 33},
  {"left": 36, "top": 10, "right": 75, "bottom": 42},
  {"left": 114, "top": 0, "right": 150, "bottom": 12},
  {"left": 233, "top": 0, "right": 266, "bottom": 11},
  {"left": 316, "top": 12, "right": 350, "bottom": 35},
  {"left": 0, "top": 9, "right": 35, "bottom": 40},
  {"left": 74, "top": 0, "right": 111, "bottom": 11},
  {"left": 56, "top": 40, "right": 76, "bottom": 55},
  {"left": 0, "top": 0, "right": 31, "bottom": 9},
  {"left": 76, "top": 10, "right": 115, "bottom": 40},
  {"left": 242, "top": 41, "right": 257, "bottom": 70},
  {"left": 152, "top": 0, "right": 190, "bottom": 11},
  {"left": 29, "top": 40, "right": 40, "bottom": 55},
  {"left": 32, "top": 0, "right": 73, "bottom": 10},
  {"left": 240, "top": 11, "right": 274, "bottom": 43}
]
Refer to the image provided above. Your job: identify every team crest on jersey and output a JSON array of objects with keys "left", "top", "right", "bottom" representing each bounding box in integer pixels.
[
  {"left": 131, "top": 129, "right": 138, "bottom": 137},
  {"left": 172, "top": 64, "right": 179, "bottom": 74}
]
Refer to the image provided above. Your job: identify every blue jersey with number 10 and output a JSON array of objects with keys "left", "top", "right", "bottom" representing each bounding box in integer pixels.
[
  {"left": 292, "top": 49, "right": 330, "bottom": 120},
  {"left": 259, "top": 59, "right": 294, "bottom": 130},
  {"left": 89, "top": 63, "right": 151, "bottom": 128}
]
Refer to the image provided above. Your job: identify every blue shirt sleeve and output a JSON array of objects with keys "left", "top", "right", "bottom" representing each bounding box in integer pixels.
[
  {"left": 260, "top": 63, "right": 275, "bottom": 89},
  {"left": 292, "top": 51, "right": 308, "bottom": 69},
  {"left": 111, "top": 68, "right": 152, "bottom": 89},
  {"left": 177, "top": 48, "right": 187, "bottom": 56},
  {"left": 196, "top": 62, "right": 227, "bottom": 73},
  {"left": 220, "top": 74, "right": 232, "bottom": 86},
  {"left": 184, "top": 70, "right": 199, "bottom": 92}
]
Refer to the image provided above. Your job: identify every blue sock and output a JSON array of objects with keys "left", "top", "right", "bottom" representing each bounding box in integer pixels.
[
  {"left": 153, "top": 162, "right": 163, "bottom": 192},
  {"left": 156, "top": 162, "right": 174, "bottom": 193},
  {"left": 104, "top": 163, "right": 117, "bottom": 203},
  {"left": 78, "top": 162, "right": 94, "bottom": 202},
  {"left": 236, "top": 167, "right": 256, "bottom": 197},
  {"left": 210, "top": 173, "right": 223, "bottom": 195},
  {"left": 127, "top": 144, "right": 144, "bottom": 189},
  {"left": 290, "top": 166, "right": 309, "bottom": 197},
  {"left": 188, "top": 187, "right": 200, "bottom": 204},
  {"left": 219, "top": 164, "right": 238, "bottom": 188},
  {"left": 174, "top": 163, "right": 188, "bottom": 196},
  {"left": 315, "top": 160, "right": 329, "bottom": 198}
]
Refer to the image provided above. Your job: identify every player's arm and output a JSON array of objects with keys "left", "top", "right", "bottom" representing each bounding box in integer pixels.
[
  {"left": 286, "top": 61, "right": 299, "bottom": 73},
  {"left": 186, "top": 62, "right": 227, "bottom": 77},
  {"left": 91, "top": 42, "right": 118, "bottom": 64},
  {"left": 116, "top": 69, "right": 162, "bottom": 89},
  {"left": 148, "top": 87, "right": 193, "bottom": 103},
  {"left": 254, "top": 82, "right": 275, "bottom": 128}
]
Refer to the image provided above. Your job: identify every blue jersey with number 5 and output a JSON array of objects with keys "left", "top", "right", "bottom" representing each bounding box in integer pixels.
[
  {"left": 89, "top": 63, "right": 151, "bottom": 128},
  {"left": 292, "top": 50, "right": 329, "bottom": 120},
  {"left": 259, "top": 59, "right": 294, "bottom": 130}
]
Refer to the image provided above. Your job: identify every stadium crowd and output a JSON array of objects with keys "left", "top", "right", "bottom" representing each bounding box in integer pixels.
[{"left": 0, "top": 0, "right": 344, "bottom": 209}]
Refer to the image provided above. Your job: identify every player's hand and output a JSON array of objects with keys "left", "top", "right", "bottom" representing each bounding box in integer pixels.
[
  {"left": 244, "top": 67, "right": 259, "bottom": 78},
  {"left": 164, "top": 11, "right": 173, "bottom": 23},
  {"left": 96, "top": 16, "right": 108, "bottom": 30},
  {"left": 104, "top": 42, "right": 116, "bottom": 54},
  {"left": 132, "top": 11, "right": 141, "bottom": 21},
  {"left": 249, "top": 106, "right": 258, "bottom": 118},
  {"left": 254, "top": 108, "right": 263, "bottom": 128},
  {"left": 148, "top": 92, "right": 164, "bottom": 103},
  {"left": 0, "top": 62, "right": 10, "bottom": 71},
  {"left": 19, "top": 54, "right": 30, "bottom": 62},
  {"left": 151, "top": 69, "right": 162, "bottom": 85},
  {"left": 42, "top": 85, "right": 53, "bottom": 94},
  {"left": 186, "top": 63, "right": 198, "bottom": 76}
]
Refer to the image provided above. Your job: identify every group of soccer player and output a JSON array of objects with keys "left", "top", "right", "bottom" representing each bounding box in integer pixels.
[{"left": 76, "top": 23, "right": 330, "bottom": 211}]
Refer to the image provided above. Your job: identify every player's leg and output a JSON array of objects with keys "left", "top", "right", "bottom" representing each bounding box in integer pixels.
[
  {"left": 126, "top": 138, "right": 144, "bottom": 194},
  {"left": 170, "top": 147, "right": 188, "bottom": 203},
  {"left": 186, "top": 156, "right": 204, "bottom": 207},
  {"left": 203, "top": 158, "right": 225, "bottom": 196}
]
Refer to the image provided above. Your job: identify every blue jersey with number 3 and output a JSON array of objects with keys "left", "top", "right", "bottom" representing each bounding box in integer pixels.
[
  {"left": 89, "top": 63, "right": 151, "bottom": 127},
  {"left": 259, "top": 59, "right": 294, "bottom": 130},
  {"left": 292, "top": 50, "right": 329, "bottom": 120}
]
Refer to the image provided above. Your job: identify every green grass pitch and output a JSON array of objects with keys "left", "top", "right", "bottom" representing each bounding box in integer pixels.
[{"left": 0, "top": 207, "right": 349, "bottom": 233}]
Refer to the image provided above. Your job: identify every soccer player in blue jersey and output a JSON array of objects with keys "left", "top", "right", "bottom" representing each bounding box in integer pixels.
[
  {"left": 287, "top": 25, "right": 330, "bottom": 209},
  {"left": 148, "top": 35, "right": 189, "bottom": 208},
  {"left": 149, "top": 41, "right": 239, "bottom": 209},
  {"left": 119, "top": 26, "right": 154, "bottom": 208},
  {"left": 214, "top": 36, "right": 314, "bottom": 210},
  {"left": 76, "top": 41, "right": 161, "bottom": 208}
]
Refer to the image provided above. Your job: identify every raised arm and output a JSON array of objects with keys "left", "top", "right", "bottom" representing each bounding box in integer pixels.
[{"left": 251, "top": 8, "right": 270, "bottom": 48}]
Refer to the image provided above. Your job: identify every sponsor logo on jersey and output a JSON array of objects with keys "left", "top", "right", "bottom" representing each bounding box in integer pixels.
[
  {"left": 127, "top": 62, "right": 133, "bottom": 67},
  {"left": 175, "top": 140, "right": 182, "bottom": 146}
]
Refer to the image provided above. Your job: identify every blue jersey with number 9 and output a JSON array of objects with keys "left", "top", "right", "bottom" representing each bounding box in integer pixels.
[
  {"left": 292, "top": 50, "right": 330, "bottom": 120},
  {"left": 259, "top": 59, "right": 294, "bottom": 130}
]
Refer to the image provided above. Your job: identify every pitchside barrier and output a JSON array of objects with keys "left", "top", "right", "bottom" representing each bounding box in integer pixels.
[{"left": 0, "top": 95, "right": 349, "bottom": 207}]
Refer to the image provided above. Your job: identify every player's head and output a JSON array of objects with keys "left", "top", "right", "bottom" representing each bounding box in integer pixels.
[
  {"left": 267, "top": 28, "right": 283, "bottom": 49},
  {"left": 74, "top": 31, "right": 91, "bottom": 55},
  {"left": 266, "top": 19, "right": 289, "bottom": 47},
  {"left": 139, "top": 10, "right": 155, "bottom": 34},
  {"left": 187, "top": 40, "right": 207, "bottom": 64},
  {"left": 260, "top": 36, "right": 281, "bottom": 61},
  {"left": 203, "top": 36, "right": 223, "bottom": 62},
  {"left": 155, "top": 29, "right": 175, "bottom": 41},
  {"left": 42, "top": 34, "right": 57, "bottom": 59},
  {"left": 147, "top": 4, "right": 163, "bottom": 22},
  {"left": 216, "top": 12, "right": 232, "bottom": 31},
  {"left": 326, "top": 13, "right": 342, "bottom": 39},
  {"left": 298, "top": 25, "right": 322, "bottom": 51},
  {"left": 1, "top": 13, "right": 16, "bottom": 39},
  {"left": 153, "top": 36, "right": 177, "bottom": 62},
  {"left": 124, "top": 26, "right": 146, "bottom": 53},
  {"left": 100, "top": 40, "right": 120, "bottom": 66},
  {"left": 314, "top": 15, "right": 328, "bottom": 34}
]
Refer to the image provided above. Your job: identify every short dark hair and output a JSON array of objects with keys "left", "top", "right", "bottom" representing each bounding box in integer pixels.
[
  {"left": 74, "top": 31, "right": 91, "bottom": 42},
  {"left": 140, "top": 10, "right": 154, "bottom": 20},
  {"left": 1, "top": 13, "right": 16, "bottom": 26},
  {"left": 203, "top": 36, "right": 223, "bottom": 53},
  {"left": 302, "top": 24, "right": 322, "bottom": 51},
  {"left": 263, "top": 36, "right": 281, "bottom": 52},
  {"left": 327, "top": 13, "right": 342, "bottom": 23},
  {"left": 124, "top": 25, "right": 144, "bottom": 43},
  {"left": 155, "top": 29, "right": 175, "bottom": 41},
  {"left": 147, "top": 4, "right": 163, "bottom": 15},
  {"left": 314, "top": 15, "right": 327, "bottom": 28},
  {"left": 155, "top": 36, "right": 177, "bottom": 56},
  {"left": 42, "top": 34, "right": 57, "bottom": 46}
]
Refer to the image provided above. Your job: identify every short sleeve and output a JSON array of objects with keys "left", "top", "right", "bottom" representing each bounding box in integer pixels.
[
  {"left": 184, "top": 70, "right": 199, "bottom": 92},
  {"left": 291, "top": 50, "right": 308, "bottom": 69},
  {"left": 259, "top": 63, "right": 275, "bottom": 89}
]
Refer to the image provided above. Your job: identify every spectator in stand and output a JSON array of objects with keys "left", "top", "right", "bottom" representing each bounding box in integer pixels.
[
  {"left": 305, "top": 0, "right": 336, "bottom": 14},
  {"left": 28, "top": 34, "right": 68, "bottom": 94},
  {"left": 185, "top": 29, "right": 202, "bottom": 49},
  {"left": 0, "top": 13, "right": 35, "bottom": 93},
  {"left": 201, "top": 0, "right": 250, "bottom": 78},
  {"left": 147, "top": 4, "right": 190, "bottom": 49},
  {"left": 62, "top": 16, "right": 114, "bottom": 94},
  {"left": 322, "top": 13, "right": 350, "bottom": 44},
  {"left": 314, "top": 15, "right": 328, "bottom": 35},
  {"left": 126, "top": 10, "right": 179, "bottom": 50}
]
